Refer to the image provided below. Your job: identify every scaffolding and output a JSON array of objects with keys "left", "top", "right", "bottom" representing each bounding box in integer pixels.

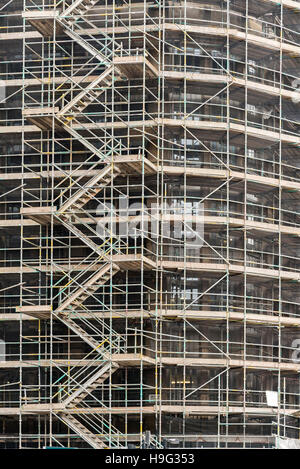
[{"left": 0, "top": 0, "right": 300, "bottom": 449}]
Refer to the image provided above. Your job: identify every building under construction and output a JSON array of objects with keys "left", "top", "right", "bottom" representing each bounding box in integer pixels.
[{"left": 0, "top": 0, "right": 300, "bottom": 449}]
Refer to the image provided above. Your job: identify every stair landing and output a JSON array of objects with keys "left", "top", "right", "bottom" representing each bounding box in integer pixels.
[
  {"left": 16, "top": 305, "right": 52, "bottom": 319},
  {"left": 113, "top": 55, "right": 159, "bottom": 79},
  {"left": 21, "top": 206, "right": 57, "bottom": 225},
  {"left": 22, "top": 10, "right": 63, "bottom": 37},
  {"left": 114, "top": 155, "right": 157, "bottom": 175},
  {"left": 112, "top": 254, "right": 156, "bottom": 271},
  {"left": 23, "top": 107, "right": 60, "bottom": 131}
]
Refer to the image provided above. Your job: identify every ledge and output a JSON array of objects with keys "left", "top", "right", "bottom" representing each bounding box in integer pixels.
[{"left": 2, "top": 403, "right": 297, "bottom": 417}]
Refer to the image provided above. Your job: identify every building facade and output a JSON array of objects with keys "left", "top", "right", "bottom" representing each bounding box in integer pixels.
[{"left": 0, "top": 0, "right": 300, "bottom": 448}]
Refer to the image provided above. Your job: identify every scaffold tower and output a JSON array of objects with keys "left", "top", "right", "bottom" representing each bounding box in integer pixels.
[{"left": 0, "top": 0, "right": 300, "bottom": 449}]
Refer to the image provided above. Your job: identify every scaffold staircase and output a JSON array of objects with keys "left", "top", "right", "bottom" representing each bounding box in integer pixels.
[
  {"left": 62, "top": 362, "right": 118, "bottom": 408},
  {"left": 55, "top": 413, "right": 124, "bottom": 449},
  {"left": 58, "top": 164, "right": 121, "bottom": 215},
  {"left": 55, "top": 1, "right": 125, "bottom": 122},
  {"left": 57, "top": 414, "right": 107, "bottom": 449},
  {"left": 51, "top": 261, "right": 125, "bottom": 448},
  {"left": 60, "top": 315, "right": 108, "bottom": 352},
  {"left": 57, "top": 263, "right": 120, "bottom": 315},
  {"left": 58, "top": 66, "right": 115, "bottom": 118},
  {"left": 63, "top": 0, "right": 99, "bottom": 24},
  {"left": 20, "top": 1, "right": 158, "bottom": 449},
  {"left": 51, "top": 257, "right": 123, "bottom": 353}
]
